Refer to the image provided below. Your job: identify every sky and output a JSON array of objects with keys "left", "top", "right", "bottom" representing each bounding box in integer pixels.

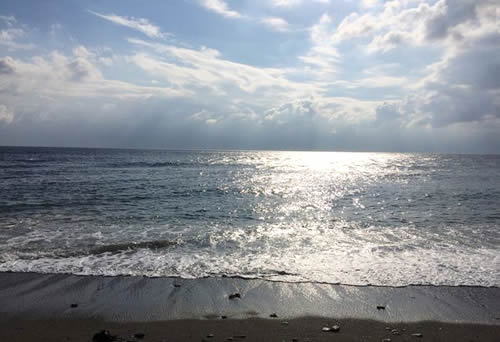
[{"left": 0, "top": 0, "right": 498, "bottom": 153}]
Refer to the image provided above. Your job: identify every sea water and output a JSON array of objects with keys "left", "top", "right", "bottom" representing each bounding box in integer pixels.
[{"left": 0, "top": 146, "right": 498, "bottom": 286}]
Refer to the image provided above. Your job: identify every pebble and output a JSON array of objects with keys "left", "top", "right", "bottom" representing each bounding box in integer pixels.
[
  {"left": 292, "top": 339, "right": 299, "bottom": 342},
  {"left": 92, "top": 330, "right": 117, "bottom": 342},
  {"left": 331, "top": 325, "right": 340, "bottom": 332},
  {"left": 382, "top": 339, "right": 391, "bottom": 342},
  {"left": 322, "top": 327, "right": 330, "bottom": 332},
  {"left": 270, "top": 313, "right": 278, "bottom": 318},
  {"left": 234, "top": 335, "right": 246, "bottom": 339},
  {"left": 385, "top": 327, "right": 392, "bottom": 331},
  {"left": 229, "top": 293, "right": 241, "bottom": 300},
  {"left": 391, "top": 329, "right": 400, "bottom": 335},
  {"left": 377, "top": 305, "right": 386, "bottom": 310},
  {"left": 221, "top": 315, "right": 228, "bottom": 319},
  {"left": 134, "top": 333, "right": 145, "bottom": 339},
  {"left": 207, "top": 334, "right": 214, "bottom": 338},
  {"left": 226, "top": 338, "right": 233, "bottom": 341},
  {"left": 173, "top": 284, "right": 181, "bottom": 288},
  {"left": 281, "top": 321, "right": 289, "bottom": 326},
  {"left": 411, "top": 333, "right": 423, "bottom": 338},
  {"left": 70, "top": 303, "right": 78, "bottom": 308}
]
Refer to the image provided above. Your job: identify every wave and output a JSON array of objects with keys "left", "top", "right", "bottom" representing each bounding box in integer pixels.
[
  {"left": 88, "top": 239, "right": 177, "bottom": 255},
  {"left": 105, "top": 161, "right": 192, "bottom": 168}
]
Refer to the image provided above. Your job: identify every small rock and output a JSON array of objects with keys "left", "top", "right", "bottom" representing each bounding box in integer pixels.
[
  {"left": 221, "top": 315, "right": 227, "bottom": 319},
  {"left": 229, "top": 293, "right": 241, "bottom": 300},
  {"left": 269, "top": 313, "right": 278, "bottom": 318},
  {"left": 411, "top": 333, "right": 423, "bottom": 338},
  {"left": 134, "top": 333, "right": 145, "bottom": 339},
  {"left": 207, "top": 334, "right": 214, "bottom": 338},
  {"left": 385, "top": 327, "right": 392, "bottom": 331},
  {"left": 281, "top": 321, "right": 289, "bottom": 326},
  {"left": 234, "top": 335, "right": 246, "bottom": 339},
  {"left": 292, "top": 339, "right": 299, "bottom": 342},
  {"left": 322, "top": 327, "right": 330, "bottom": 332},
  {"left": 331, "top": 325, "right": 340, "bottom": 332},
  {"left": 377, "top": 305, "right": 386, "bottom": 310},
  {"left": 382, "top": 339, "right": 391, "bottom": 342},
  {"left": 92, "top": 330, "right": 117, "bottom": 342},
  {"left": 173, "top": 284, "right": 181, "bottom": 288},
  {"left": 391, "top": 329, "right": 400, "bottom": 335},
  {"left": 226, "top": 338, "right": 234, "bottom": 341},
  {"left": 70, "top": 303, "right": 78, "bottom": 308}
]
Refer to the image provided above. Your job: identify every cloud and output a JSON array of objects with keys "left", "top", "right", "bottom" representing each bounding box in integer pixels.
[
  {"left": 336, "top": 75, "right": 409, "bottom": 89},
  {"left": 127, "top": 38, "right": 317, "bottom": 105},
  {"left": 0, "top": 104, "right": 13, "bottom": 123},
  {"left": 272, "top": 0, "right": 329, "bottom": 8},
  {"left": 261, "top": 17, "right": 291, "bottom": 32},
  {"left": 0, "top": 57, "right": 14, "bottom": 74},
  {"left": 1, "top": 5, "right": 498, "bottom": 153},
  {"left": 298, "top": 14, "right": 339, "bottom": 80},
  {"left": 424, "top": 0, "right": 478, "bottom": 41},
  {"left": 332, "top": 0, "right": 494, "bottom": 53},
  {"left": 417, "top": 32, "right": 500, "bottom": 127},
  {"left": 199, "top": 0, "right": 242, "bottom": 19},
  {"left": 0, "top": 24, "right": 34, "bottom": 50},
  {"left": 360, "top": 0, "right": 380, "bottom": 9},
  {"left": 0, "top": 48, "right": 183, "bottom": 121},
  {"left": 89, "top": 11, "right": 169, "bottom": 38},
  {"left": 0, "top": 15, "right": 16, "bottom": 25}
]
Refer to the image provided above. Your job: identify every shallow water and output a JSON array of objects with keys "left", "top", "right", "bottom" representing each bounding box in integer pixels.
[{"left": 0, "top": 146, "right": 499, "bottom": 286}]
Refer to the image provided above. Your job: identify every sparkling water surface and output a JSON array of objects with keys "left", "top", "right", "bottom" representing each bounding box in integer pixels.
[{"left": 0, "top": 146, "right": 499, "bottom": 286}]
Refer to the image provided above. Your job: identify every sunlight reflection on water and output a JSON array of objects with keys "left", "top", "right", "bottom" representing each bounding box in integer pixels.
[{"left": 0, "top": 148, "right": 499, "bottom": 286}]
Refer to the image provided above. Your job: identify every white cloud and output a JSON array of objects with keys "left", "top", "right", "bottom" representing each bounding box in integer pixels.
[
  {"left": 199, "top": 0, "right": 242, "bottom": 19},
  {"left": 298, "top": 14, "right": 339, "bottom": 80},
  {"left": 332, "top": 0, "right": 495, "bottom": 53},
  {"left": 127, "top": 38, "right": 317, "bottom": 105},
  {"left": 89, "top": 11, "right": 169, "bottom": 38},
  {"left": 360, "top": 0, "right": 380, "bottom": 9},
  {"left": 272, "top": 0, "right": 329, "bottom": 8},
  {"left": 335, "top": 75, "right": 409, "bottom": 89},
  {"left": 0, "top": 47, "right": 184, "bottom": 124},
  {"left": 0, "top": 21, "right": 34, "bottom": 50},
  {"left": 261, "top": 17, "right": 291, "bottom": 32},
  {"left": 0, "top": 104, "right": 13, "bottom": 123}
]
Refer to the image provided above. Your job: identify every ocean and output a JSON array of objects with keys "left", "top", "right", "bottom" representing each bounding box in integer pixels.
[{"left": 0, "top": 146, "right": 498, "bottom": 287}]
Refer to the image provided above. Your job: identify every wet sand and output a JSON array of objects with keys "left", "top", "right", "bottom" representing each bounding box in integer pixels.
[{"left": 0, "top": 272, "right": 499, "bottom": 341}]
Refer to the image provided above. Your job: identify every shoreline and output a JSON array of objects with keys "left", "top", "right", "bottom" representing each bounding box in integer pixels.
[
  {"left": 1, "top": 271, "right": 499, "bottom": 341},
  {"left": 1, "top": 271, "right": 499, "bottom": 323}
]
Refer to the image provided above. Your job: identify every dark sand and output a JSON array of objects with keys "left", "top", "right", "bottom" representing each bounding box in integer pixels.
[
  {"left": 1, "top": 272, "right": 499, "bottom": 341},
  {"left": 2, "top": 317, "right": 500, "bottom": 342}
]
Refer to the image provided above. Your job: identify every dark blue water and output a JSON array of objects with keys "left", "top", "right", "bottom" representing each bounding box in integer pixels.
[{"left": 0, "top": 146, "right": 499, "bottom": 286}]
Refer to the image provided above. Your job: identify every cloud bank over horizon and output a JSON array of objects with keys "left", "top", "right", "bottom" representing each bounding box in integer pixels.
[{"left": 0, "top": 0, "right": 498, "bottom": 153}]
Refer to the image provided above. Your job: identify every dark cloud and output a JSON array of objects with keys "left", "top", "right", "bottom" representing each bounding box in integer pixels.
[
  {"left": 423, "top": 31, "right": 500, "bottom": 126},
  {"left": 425, "top": 0, "right": 477, "bottom": 40}
]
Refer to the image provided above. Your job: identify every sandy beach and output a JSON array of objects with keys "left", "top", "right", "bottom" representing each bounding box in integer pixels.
[
  {"left": 2, "top": 316, "right": 500, "bottom": 342},
  {"left": 1, "top": 272, "right": 499, "bottom": 341}
]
